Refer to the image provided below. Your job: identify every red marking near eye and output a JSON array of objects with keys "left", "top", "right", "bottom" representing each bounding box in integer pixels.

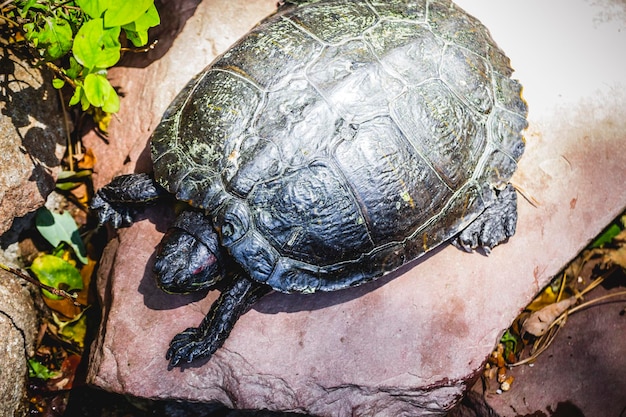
[{"left": 192, "top": 253, "right": 217, "bottom": 275}]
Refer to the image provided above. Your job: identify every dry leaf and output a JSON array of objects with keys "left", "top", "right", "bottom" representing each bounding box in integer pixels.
[
  {"left": 522, "top": 297, "right": 577, "bottom": 337},
  {"left": 602, "top": 230, "right": 626, "bottom": 269},
  {"left": 76, "top": 148, "right": 96, "bottom": 170},
  {"left": 586, "top": 228, "right": 626, "bottom": 270},
  {"left": 500, "top": 376, "right": 514, "bottom": 392}
]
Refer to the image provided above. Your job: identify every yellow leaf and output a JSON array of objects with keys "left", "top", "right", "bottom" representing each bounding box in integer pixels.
[{"left": 526, "top": 285, "right": 559, "bottom": 312}]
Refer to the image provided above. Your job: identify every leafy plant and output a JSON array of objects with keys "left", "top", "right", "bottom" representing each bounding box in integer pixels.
[
  {"left": 28, "top": 358, "right": 61, "bottom": 380},
  {"left": 52, "top": 310, "right": 88, "bottom": 348},
  {"left": 35, "top": 207, "right": 87, "bottom": 264},
  {"left": 1, "top": 0, "right": 160, "bottom": 130},
  {"left": 30, "top": 207, "right": 87, "bottom": 301},
  {"left": 31, "top": 254, "right": 84, "bottom": 299}
]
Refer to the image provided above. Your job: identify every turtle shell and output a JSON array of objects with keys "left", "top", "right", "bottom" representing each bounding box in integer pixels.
[{"left": 150, "top": 0, "right": 527, "bottom": 293}]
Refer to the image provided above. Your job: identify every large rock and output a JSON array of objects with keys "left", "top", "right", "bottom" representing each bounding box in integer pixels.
[
  {"left": 0, "top": 50, "right": 65, "bottom": 235},
  {"left": 0, "top": 268, "right": 38, "bottom": 417},
  {"left": 0, "top": 46, "right": 63, "bottom": 417},
  {"left": 87, "top": 0, "right": 626, "bottom": 415}
]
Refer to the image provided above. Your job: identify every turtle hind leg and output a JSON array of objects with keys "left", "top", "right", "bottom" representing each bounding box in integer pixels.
[
  {"left": 166, "top": 276, "right": 271, "bottom": 367},
  {"left": 454, "top": 184, "right": 518, "bottom": 253},
  {"left": 91, "top": 173, "right": 168, "bottom": 228}
]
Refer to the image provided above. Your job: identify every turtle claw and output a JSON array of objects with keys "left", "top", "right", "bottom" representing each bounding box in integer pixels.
[
  {"left": 165, "top": 278, "right": 271, "bottom": 367},
  {"left": 454, "top": 184, "right": 518, "bottom": 253},
  {"left": 90, "top": 173, "right": 167, "bottom": 228},
  {"left": 91, "top": 192, "right": 136, "bottom": 228},
  {"left": 166, "top": 327, "right": 217, "bottom": 367}
]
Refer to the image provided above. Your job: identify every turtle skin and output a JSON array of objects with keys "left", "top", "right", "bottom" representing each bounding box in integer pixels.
[{"left": 92, "top": 0, "right": 527, "bottom": 367}]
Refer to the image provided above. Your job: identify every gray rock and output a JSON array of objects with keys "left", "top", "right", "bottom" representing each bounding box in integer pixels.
[
  {"left": 0, "top": 269, "right": 38, "bottom": 417},
  {"left": 86, "top": 0, "right": 626, "bottom": 416},
  {"left": 0, "top": 49, "right": 65, "bottom": 236},
  {"left": 0, "top": 41, "right": 63, "bottom": 417}
]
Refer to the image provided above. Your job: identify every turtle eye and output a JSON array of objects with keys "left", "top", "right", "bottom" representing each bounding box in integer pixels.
[
  {"left": 222, "top": 222, "right": 234, "bottom": 238},
  {"left": 215, "top": 200, "right": 250, "bottom": 247}
]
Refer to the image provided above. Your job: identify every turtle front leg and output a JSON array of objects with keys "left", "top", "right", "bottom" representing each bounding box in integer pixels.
[
  {"left": 167, "top": 276, "right": 271, "bottom": 367},
  {"left": 454, "top": 184, "right": 518, "bottom": 253},
  {"left": 91, "top": 173, "right": 169, "bottom": 228}
]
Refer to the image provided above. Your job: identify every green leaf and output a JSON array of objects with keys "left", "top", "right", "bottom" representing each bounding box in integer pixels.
[
  {"left": 500, "top": 329, "right": 519, "bottom": 359},
  {"left": 122, "top": 4, "right": 160, "bottom": 45},
  {"left": 55, "top": 182, "right": 80, "bottom": 191},
  {"left": 83, "top": 73, "right": 119, "bottom": 112},
  {"left": 28, "top": 359, "right": 60, "bottom": 380},
  {"left": 591, "top": 224, "right": 622, "bottom": 248},
  {"left": 25, "top": 18, "right": 73, "bottom": 60},
  {"left": 30, "top": 254, "right": 84, "bottom": 299},
  {"left": 56, "top": 170, "right": 93, "bottom": 191},
  {"left": 76, "top": 0, "right": 111, "bottom": 19},
  {"left": 131, "top": 3, "right": 160, "bottom": 31},
  {"left": 44, "top": 19, "right": 74, "bottom": 60},
  {"left": 69, "top": 85, "right": 82, "bottom": 106},
  {"left": 22, "top": 22, "right": 35, "bottom": 38},
  {"left": 18, "top": 0, "right": 40, "bottom": 17},
  {"left": 52, "top": 78, "right": 65, "bottom": 89},
  {"left": 122, "top": 3, "right": 160, "bottom": 47},
  {"left": 103, "top": 0, "right": 153, "bottom": 27},
  {"left": 66, "top": 57, "right": 83, "bottom": 80},
  {"left": 57, "top": 170, "right": 93, "bottom": 181},
  {"left": 123, "top": 29, "right": 147, "bottom": 48},
  {"left": 103, "top": 92, "right": 120, "bottom": 113},
  {"left": 80, "top": 88, "right": 91, "bottom": 110},
  {"left": 35, "top": 208, "right": 88, "bottom": 264},
  {"left": 72, "top": 18, "right": 121, "bottom": 69},
  {"left": 53, "top": 311, "right": 88, "bottom": 348}
]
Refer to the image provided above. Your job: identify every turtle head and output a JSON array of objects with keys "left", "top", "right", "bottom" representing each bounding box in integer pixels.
[{"left": 154, "top": 210, "right": 225, "bottom": 294}]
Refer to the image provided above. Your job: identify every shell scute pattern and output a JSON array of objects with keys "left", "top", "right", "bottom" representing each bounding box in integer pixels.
[
  {"left": 287, "top": 1, "right": 378, "bottom": 44},
  {"left": 307, "top": 39, "right": 405, "bottom": 123},
  {"left": 367, "top": 0, "right": 428, "bottom": 21},
  {"left": 151, "top": 0, "right": 527, "bottom": 292},
  {"left": 364, "top": 21, "right": 443, "bottom": 86},
  {"left": 333, "top": 117, "right": 454, "bottom": 245},
  {"left": 214, "top": 18, "right": 322, "bottom": 89},
  {"left": 152, "top": 70, "right": 262, "bottom": 207},
  {"left": 250, "top": 163, "right": 373, "bottom": 265},
  {"left": 389, "top": 79, "right": 486, "bottom": 189},
  {"left": 440, "top": 44, "right": 493, "bottom": 114},
  {"left": 426, "top": 1, "right": 492, "bottom": 58}
]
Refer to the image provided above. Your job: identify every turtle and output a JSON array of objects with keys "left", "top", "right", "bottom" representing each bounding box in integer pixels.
[{"left": 91, "top": 0, "right": 527, "bottom": 367}]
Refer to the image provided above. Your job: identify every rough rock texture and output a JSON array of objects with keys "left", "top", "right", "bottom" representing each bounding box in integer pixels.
[
  {"left": 0, "top": 44, "right": 63, "bottom": 417},
  {"left": 87, "top": 0, "right": 626, "bottom": 416},
  {"left": 0, "top": 269, "right": 38, "bottom": 417},
  {"left": 0, "top": 49, "right": 65, "bottom": 236}
]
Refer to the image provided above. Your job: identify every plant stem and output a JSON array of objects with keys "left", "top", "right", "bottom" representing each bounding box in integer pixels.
[
  {"left": 57, "top": 88, "right": 75, "bottom": 172},
  {"left": 45, "top": 61, "right": 77, "bottom": 89},
  {"left": 0, "top": 262, "right": 88, "bottom": 308}
]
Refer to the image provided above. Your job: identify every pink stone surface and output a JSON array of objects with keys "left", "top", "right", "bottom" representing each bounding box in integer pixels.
[{"left": 86, "top": 1, "right": 626, "bottom": 415}]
